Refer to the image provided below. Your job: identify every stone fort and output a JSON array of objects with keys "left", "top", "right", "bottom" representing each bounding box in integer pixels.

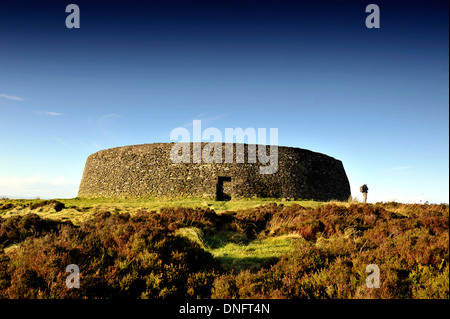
[{"left": 77, "top": 143, "right": 351, "bottom": 201}]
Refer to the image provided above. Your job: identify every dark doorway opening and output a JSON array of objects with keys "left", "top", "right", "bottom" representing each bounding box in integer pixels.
[{"left": 216, "top": 176, "right": 232, "bottom": 201}]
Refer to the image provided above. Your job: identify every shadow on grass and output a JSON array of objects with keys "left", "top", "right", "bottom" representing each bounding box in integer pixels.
[
  {"left": 203, "top": 232, "right": 250, "bottom": 249},
  {"left": 214, "top": 256, "right": 280, "bottom": 273}
]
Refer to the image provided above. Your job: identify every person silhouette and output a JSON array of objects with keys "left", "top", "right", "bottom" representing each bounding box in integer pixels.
[{"left": 360, "top": 184, "right": 369, "bottom": 203}]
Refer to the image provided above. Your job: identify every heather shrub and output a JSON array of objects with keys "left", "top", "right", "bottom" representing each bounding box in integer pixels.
[
  {"left": 29, "top": 200, "right": 65, "bottom": 212},
  {"left": 0, "top": 213, "right": 69, "bottom": 249},
  {"left": 234, "top": 203, "right": 279, "bottom": 238},
  {"left": 1, "top": 211, "right": 220, "bottom": 299},
  {"left": 211, "top": 202, "right": 448, "bottom": 299},
  {"left": 0, "top": 201, "right": 447, "bottom": 299},
  {"left": 212, "top": 241, "right": 331, "bottom": 299},
  {"left": 304, "top": 257, "right": 360, "bottom": 299},
  {"left": 409, "top": 264, "right": 449, "bottom": 298},
  {"left": 211, "top": 273, "right": 240, "bottom": 299},
  {"left": 0, "top": 203, "right": 14, "bottom": 210}
]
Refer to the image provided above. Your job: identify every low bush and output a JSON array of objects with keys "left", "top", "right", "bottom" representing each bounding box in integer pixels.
[
  {"left": 0, "top": 213, "right": 69, "bottom": 249},
  {"left": 1, "top": 211, "right": 220, "bottom": 298},
  {"left": 0, "top": 201, "right": 447, "bottom": 299}
]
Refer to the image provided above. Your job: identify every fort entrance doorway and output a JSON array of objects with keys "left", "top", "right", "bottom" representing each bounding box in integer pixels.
[{"left": 216, "top": 176, "right": 232, "bottom": 201}]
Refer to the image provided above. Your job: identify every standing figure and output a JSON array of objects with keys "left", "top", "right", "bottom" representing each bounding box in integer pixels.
[{"left": 360, "top": 184, "right": 369, "bottom": 203}]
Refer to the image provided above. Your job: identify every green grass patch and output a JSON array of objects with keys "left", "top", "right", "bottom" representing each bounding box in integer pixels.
[
  {"left": 209, "top": 234, "right": 303, "bottom": 272},
  {"left": 174, "top": 226, "right": 304, "bottom": 272}
]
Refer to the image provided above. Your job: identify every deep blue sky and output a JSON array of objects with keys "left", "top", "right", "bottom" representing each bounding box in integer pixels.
[{"left": 0, "top": 0, "right": 448, "bottom": 203}]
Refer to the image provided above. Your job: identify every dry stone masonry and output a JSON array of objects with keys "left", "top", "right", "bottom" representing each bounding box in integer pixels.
[{"left": 77, "top": 143, "right": 351, "bottom": 201}]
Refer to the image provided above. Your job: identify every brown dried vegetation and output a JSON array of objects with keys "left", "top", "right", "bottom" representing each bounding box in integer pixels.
[{"left": 0, "top": 201, "right": 448, "bottom": 299}]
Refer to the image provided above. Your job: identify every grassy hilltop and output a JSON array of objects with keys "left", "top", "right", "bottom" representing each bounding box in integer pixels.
[{"left": 0, "top": 197, "right": 448, "bottom": 299}]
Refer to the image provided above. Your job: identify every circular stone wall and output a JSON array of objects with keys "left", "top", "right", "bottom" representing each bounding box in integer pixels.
[{"left": 77, "top": 143, "right": 351, "bottom": 201}]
